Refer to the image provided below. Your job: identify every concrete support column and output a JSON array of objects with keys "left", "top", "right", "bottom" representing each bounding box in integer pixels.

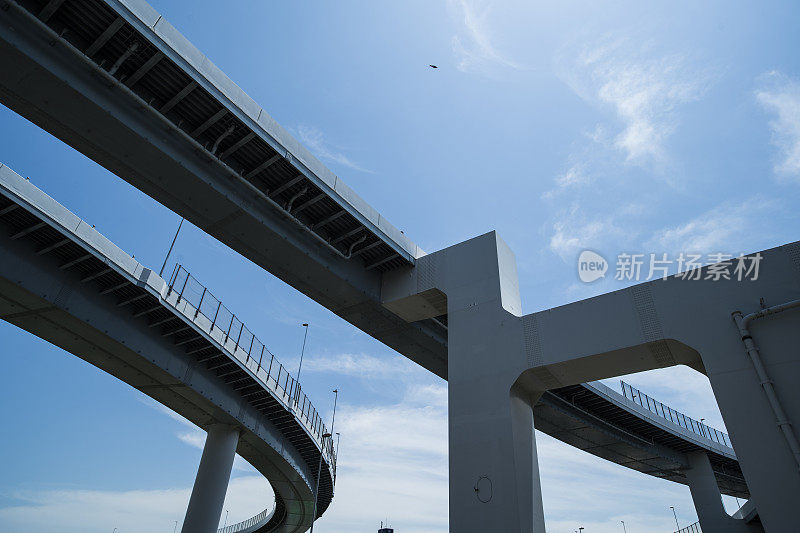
[
  {"left": 382, "top": 231, "right": 545, "bottom": 532},
  {"left": 448, "top": 311, "right": 545, "bottom": 532},
  {"left": 685, "top": 451, "right": 761, "bottom": 533},
  {"left": 444, "top": 234, "right": 545, "bottom": 533},
  {"left": 182, "top": 424, "right": 240, "bottom": 533}
]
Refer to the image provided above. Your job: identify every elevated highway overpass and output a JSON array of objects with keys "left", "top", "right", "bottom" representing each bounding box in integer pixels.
[
  {"left": 1, "top": 0, "right": 798, "bottom": 531},
  {"left": 0, "top": 163, "right": 755, "bottom": 530}
]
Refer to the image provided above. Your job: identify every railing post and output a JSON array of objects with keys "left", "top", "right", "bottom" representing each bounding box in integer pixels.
[
  {"left": 177, "top": 269, "right": 189, "bottom": 303},
  {"left": 225, "top": 314, "right": 234, "bottom": 341},
  {"left": 257, "top": 345, "right": 264, "bottom": 372},
  {"left": 166, "top": 263, "right": 179, "bottom": 297},
  {"left": 211, "top": 300, "right": 221, "bottom": 330},
  {"left": 195, "top": 287, "right": 206, "bottom": 318},
  {"left": 235, "top": 322, "right": 244, "bottom": 350}
]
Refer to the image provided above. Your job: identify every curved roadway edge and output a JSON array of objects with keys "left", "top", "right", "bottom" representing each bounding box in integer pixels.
[
  {"left": 0, "top": 164, "right": 334, "bottom": 531},
  {"left": 536, "top": 382, "right": 748, "bottom": 498},
  {"left": 217, "top": 504, "right": 276, "bottom": 533}
]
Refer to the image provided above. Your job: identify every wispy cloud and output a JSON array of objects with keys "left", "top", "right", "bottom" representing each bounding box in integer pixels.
[
  {"left": 448, "top": 0, "right": 522, "bottom": 73},
  {"left": 304, "top": 352, "right": 417, "bottom": 380},
  {"left": 601, "top": 366, "right": 726, "bottom": 429},
  {"left": 295, "top": 124, "right": 372, "bottom": 173},
  {"left": 542, "top": 159, "right": 597, "bottom": 200},
  {"left": 543, "top": 41, "right": 713, "bottom": 267},
  {"left": 0, "top": 476, "right": 272, "bottom": 533},
  {"left": 314, "top": 381, "right": 448, "bottom": 533},
  {"left": 646, "top": 197, "right": 777, "bottom": 254},
  {"left": 548, "top": 204, "right": 631, "bottom": 261},
  {"left": 756, "top": 71, "right": 800, "bottom": 180},
  {"left": 562, "top": 40, "right": 710, "bottom": 168},
  {"left": 138, "top": 397, "right": 256, "bottom": 472},
  {"left": 542, "top": 163, "right": 594, "bottom": 200}
]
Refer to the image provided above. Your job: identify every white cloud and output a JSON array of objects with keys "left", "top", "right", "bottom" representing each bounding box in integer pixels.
[
  {"left": 542, "top": 164, "right": 594, "bottom": 199},
  {"left": 305, "top": 352, "right": 417, "bottom": 379},
  {"left": 548, "top": 204, "right": 630, "bottom": 261},
  {"left": 138, "top": 397, "right": 256, "bottom": 472},
  {"left": 0, "top": 476, "right": 272, "bottom": 533},
  {"left": 295, "top": 124, "right": 372, "bottom": 173},
  {"left": 313, "top": 383, "right": 449, "bottom": 533},
  {"left": 601, "top": 366, "right": 726, "bottom": 430},
  {"left": 2, "top": 362, "right": 722, "bottom": 533},
  {"left": 448, "top": 0, "right": 521, "bottom": 73},
  {"left": 538, "top": 431, "right": 699, "bottom": 533},
  {"left": 646, "top": 198, "right": 777, "bottom": 254},
  {"left": 563, "top": 40, "right": 709, "bottom": 167},
  {"left": 756, "top": 71, "right": 800, "bottom": 179}
]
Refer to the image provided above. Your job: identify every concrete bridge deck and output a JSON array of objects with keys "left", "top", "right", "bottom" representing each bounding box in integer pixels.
[
  {"left": 538, "top": 381, "right": 747, "bottom": 499},
  {"left": 0, "top": 163, "right": 335, "bottom": 532}
]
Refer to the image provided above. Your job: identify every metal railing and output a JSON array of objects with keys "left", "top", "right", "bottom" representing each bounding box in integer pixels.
[
  {"left": 166, "top": 264, "right": 337, "bottom": 473},
  {"left": 674, "top": 520, "right": 701, "bottom": 533},
  {"left": 217, "top": 506, "right": 272, "bottom": 533},
  {"left": 621, "top": 381, "right": 731, "bottom": 448}
]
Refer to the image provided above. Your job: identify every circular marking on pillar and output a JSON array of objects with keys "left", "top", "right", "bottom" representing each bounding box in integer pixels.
[{"left": 474, "top": 475, "right": 492, "bottom": 503}]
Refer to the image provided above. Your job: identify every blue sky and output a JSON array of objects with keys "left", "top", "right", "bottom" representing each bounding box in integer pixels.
[{"left": 1, "top": 0, "right": 799, "bottom": 531}]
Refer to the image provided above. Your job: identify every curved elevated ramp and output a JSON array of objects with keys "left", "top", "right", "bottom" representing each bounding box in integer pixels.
[
  {"left": 538, "top": 381, "right": 747, "bottom": 498},
  {"left": 0, "top": 164, "right": 335, "bottom": 531}
]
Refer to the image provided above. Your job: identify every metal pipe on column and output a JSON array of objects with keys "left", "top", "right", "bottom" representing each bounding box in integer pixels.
[{"left": 733, "top": 299, "right": 800, "bottom": 472}]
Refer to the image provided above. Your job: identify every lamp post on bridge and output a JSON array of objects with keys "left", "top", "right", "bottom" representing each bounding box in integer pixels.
[
  {"left": 310, "top": 389, "right": 338, "bottom": 533},
  {"left": 670, "top": 506, "right": 680, "bottom": 530},
  {"left": 294, "top": 323, "right": 309, "bottom": 404},
  {"left": 621, "top": 520, "right": 627, "bottom": 532},
  {"left": 158, "top": 217, "right": 184, "bottom": 277}
]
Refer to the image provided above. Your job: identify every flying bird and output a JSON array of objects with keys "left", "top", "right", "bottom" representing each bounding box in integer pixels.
[{"left": 429, "top": 64, "right": 438, "bottom": 69}]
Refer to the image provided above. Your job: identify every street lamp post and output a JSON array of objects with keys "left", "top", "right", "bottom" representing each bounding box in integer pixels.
[
  {"left": 173, "top": 520, "right": 178, "bottom": 533},
  {"left": 158, "top": 217, "right": 184, "bottom": 277},
  {"left": 222, "top": 509, "right": 229, "bottom": 528},
  {"left": 670, "top": 506, "right": 680, "bottom": 530},
  {"left": 294, "top": 323, "right": 309, "bottom": 404},
  {"left": 621, "top": 520, "right": 627, "bottom": 532},
  {"left": 330, "top": 389, "right": 338, "bottom": 436},
  {"left": 310, "top": 389, "right": 338, "bottom": 533}
]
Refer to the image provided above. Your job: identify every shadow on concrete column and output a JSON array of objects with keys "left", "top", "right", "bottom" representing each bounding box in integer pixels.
[
  {"left": 685, "top": 451, "right": 762, "bottom": 533},
  {"left": 182, "top": 424, "right": 240, "bottom": 533}
]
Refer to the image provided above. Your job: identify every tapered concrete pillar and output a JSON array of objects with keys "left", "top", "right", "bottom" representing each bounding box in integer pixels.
[
  {"left": 685, "top": 451, "right": 762, "bottom": 533},
  {"left": 383, "top": 231, "right": 546, "bottom": 533},
  {"left": 448, "top": 302, "right": 546, "bottom": 533},
  {"left": 182, "top": 424, "right": 240, "bottom": 533}
]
